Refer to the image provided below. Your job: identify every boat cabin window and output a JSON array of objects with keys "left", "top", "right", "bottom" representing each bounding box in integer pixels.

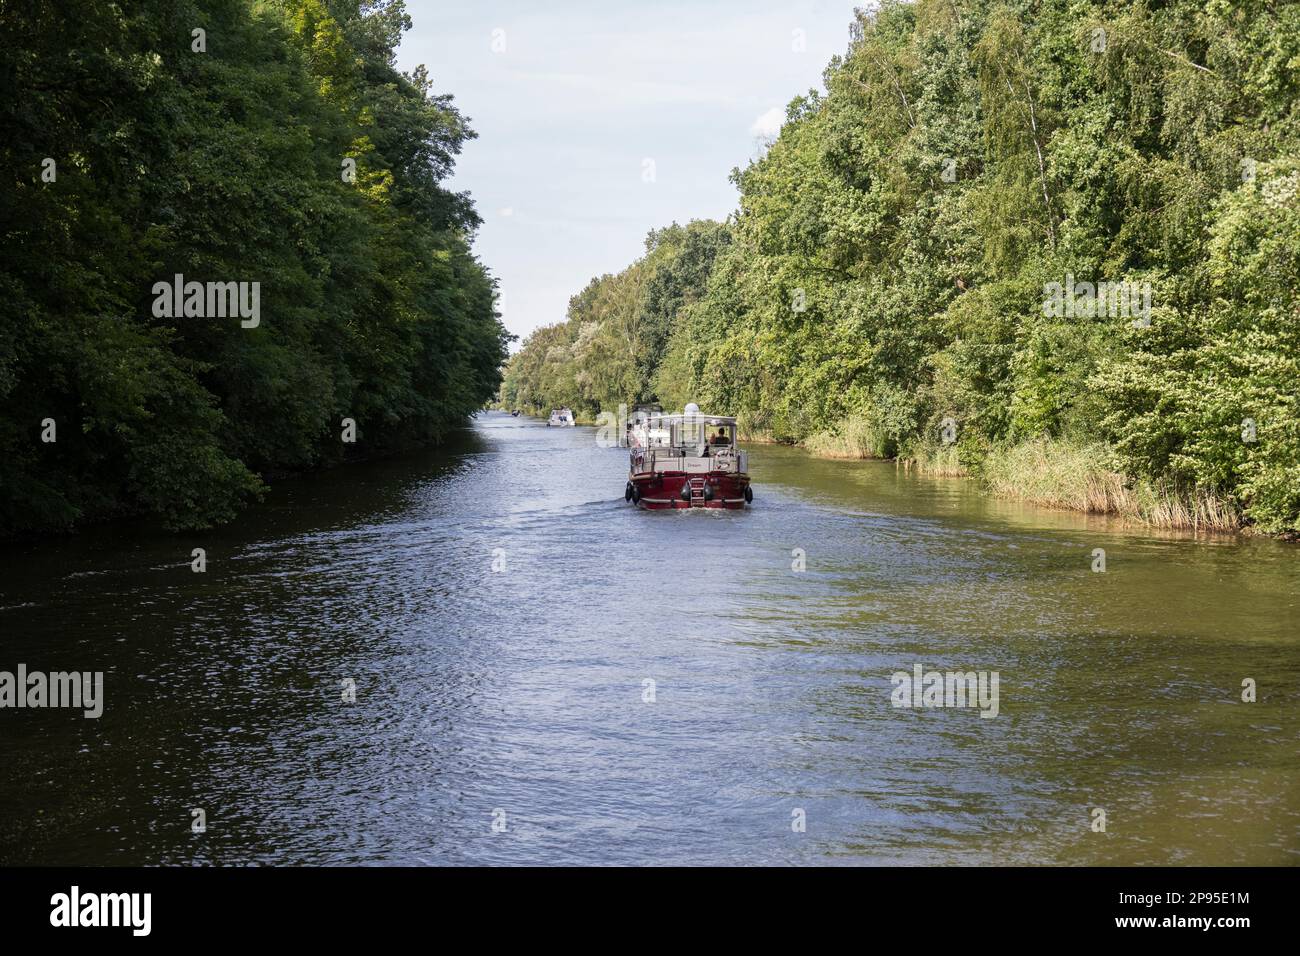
[{"left": 707, "top": 423, "right": 734, "bottom": 447}]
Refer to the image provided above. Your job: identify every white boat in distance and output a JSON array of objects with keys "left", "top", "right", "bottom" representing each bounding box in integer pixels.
[{"left": 547, "top": 408, "right": 575, "bottom": 427}]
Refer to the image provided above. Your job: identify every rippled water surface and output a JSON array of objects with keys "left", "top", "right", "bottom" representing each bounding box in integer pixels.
[{"left": 1, "top": 412, "right": 1297, "bottom": 864}]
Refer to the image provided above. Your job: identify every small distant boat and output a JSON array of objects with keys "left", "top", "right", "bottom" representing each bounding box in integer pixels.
[
  {"left": 510, "top": 409, "right": 520, "bottom": 417},
  {"left": 547, "top": 408, "right": 575, "bottom": 427},
  {"left": 625, "top": 403, "right": 752, "bottom": 510}
]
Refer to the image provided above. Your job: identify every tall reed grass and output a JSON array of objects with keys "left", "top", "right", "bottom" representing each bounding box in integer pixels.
[
  {"left": 982, "top": 439, "right": 1240, "bottom": 530},
  {"left": 803, "top": 416, "right": 889, "bottom": 459}
]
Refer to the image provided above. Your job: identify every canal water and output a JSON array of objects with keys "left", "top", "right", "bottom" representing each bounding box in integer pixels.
[{"left": 1, "top": 411, "right": 1296, "bottom": 864}]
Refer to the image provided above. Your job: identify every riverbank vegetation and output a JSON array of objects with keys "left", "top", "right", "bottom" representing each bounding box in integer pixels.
[
  {"left": 501, "top": 0, "right": 1300, "bottom": 533},
  {"left": 1, "top": 0, "right": 508, "bottom": 536}
]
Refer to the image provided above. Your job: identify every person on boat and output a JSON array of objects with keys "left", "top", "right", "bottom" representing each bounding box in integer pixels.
[{"left": 710, "top": 427, "right": 730, "bottom": 446}]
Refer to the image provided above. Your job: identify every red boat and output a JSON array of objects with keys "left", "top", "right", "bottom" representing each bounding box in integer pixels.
[{"left": 624, "top": 404, "right": 752, "bottom": 510}]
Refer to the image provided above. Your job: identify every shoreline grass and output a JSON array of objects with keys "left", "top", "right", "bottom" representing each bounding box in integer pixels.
[
  {"left": 801, "top": 432, "right": 1243, "bottom": 532},
  {"left": 803, "top": 415, "right": 891, "bottom": 460},
  {"left": 728, "top": 415, "right": 897, "bottom": 457},
  {"left": 981, "top": 438, "right": 1240, "bottom": 531},
  {"left": 898, "top": 442, "right": 967, "bottom": 477}
]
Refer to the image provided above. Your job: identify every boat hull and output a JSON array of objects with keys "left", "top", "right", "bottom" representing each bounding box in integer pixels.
[{"left": 629, "top": 472, "right": 750, "bottom": 510}]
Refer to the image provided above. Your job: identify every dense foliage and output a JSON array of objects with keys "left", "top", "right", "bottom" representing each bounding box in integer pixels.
[
  {"left": 504, "top": 0, "right": 1300, "bottom": 532},
  {"left": 1, "top": 0, "right": 508, "bottom": 535}
]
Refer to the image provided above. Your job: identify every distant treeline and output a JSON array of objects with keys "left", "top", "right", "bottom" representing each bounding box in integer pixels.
[
  {"left": 1, "top": 0, "right": 509, "bottom": 536},
  {"left": 502, "top": 0, "right": 1300, "bottom": 533}
]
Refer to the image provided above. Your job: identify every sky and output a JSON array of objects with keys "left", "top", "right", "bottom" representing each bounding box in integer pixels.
[{"left": 396, "top": 0, "right": 864, "bottom": 346}]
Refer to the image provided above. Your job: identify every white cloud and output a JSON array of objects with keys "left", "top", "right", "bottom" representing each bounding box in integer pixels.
[{"left": 750, "top": 105, "right": 784, "bottom": 139}]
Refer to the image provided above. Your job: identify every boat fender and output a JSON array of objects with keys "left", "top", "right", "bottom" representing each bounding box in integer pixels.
[
  {"left": 631, "top": 485, "right": 640, "bottom": 504},
  {"left": 703, "top": 483, "right": 714, "bottom": 501},
  {"left": 744, "top": 485, "right": 753, "bottom": 503},
  {"left": 679, "top": 483, "right": 691, "bottom": 502},
  {"left": 625, "top": 482, "right": 634, "bottom": 502}
]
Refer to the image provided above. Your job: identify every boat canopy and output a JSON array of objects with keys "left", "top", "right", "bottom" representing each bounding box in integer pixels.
[
  {"left": 645, "top": 413, "right": 736, "bottom": 426},
  {"left": 634, "top": 412, "right": 737, "bottom": 450}
]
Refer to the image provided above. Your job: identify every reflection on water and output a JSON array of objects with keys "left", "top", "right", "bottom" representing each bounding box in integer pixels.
[{"left": 0, "top": 412, "right": 1296, "bottom": 865}]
